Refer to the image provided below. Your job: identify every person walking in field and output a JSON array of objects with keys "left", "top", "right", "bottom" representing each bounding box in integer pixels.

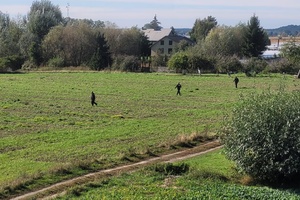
[
  {"left": 91, "top": 91, "right": 97, "bottom": 106},
  {"left": 233, "top": 77, "right": 239, "bottom": 88},
  {"left": 175, "top": 82, "right": 182, "bottom": 95}
]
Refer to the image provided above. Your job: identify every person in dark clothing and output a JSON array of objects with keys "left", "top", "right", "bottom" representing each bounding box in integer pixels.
[
  {"left": 233, "top": 77, "right": 239, "bottom": 88},
  {"left": 91, "top": 91, "right": 97, "bottom": 106},
  {"left": 175, "top": 82, "right": 182, "bottom": 95}
]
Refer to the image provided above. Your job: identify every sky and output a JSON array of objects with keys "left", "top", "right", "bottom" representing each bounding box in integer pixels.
[{"left": 1, "top": 0, "right": 300, "bottom": 29}]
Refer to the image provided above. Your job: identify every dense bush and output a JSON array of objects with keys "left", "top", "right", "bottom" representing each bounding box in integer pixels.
[
  {"left": 221, "top": 91, "right": 300, "bottom": 184},
  {"left": 21, "top": 60, "right": 38, "bottom": 70},
  {"left": 187, "top": 53, "right": 214, "bottom": 73},
  {"left": 47, "top": 57, "right": 65, "bottom": 68},
  {"left": 167, "top": 52, "right": 189, "bottom": 72},
  {"left": 215, "top": 55, "right": 243, "bottom": 73},
  {"left": 0, "top": 55, "right": 24, "bottom": 72},
  {"left": 111, "top": 55, "right": 140, "bottom": 72},
  {"left": 153, "top": 163, "right": 189, "bottom": 175},
  {"left": 243, "top": 57, "right": 268, "bottom": 76},
  {"left": 266, "top": 58, "right": 299, "bottom": 74},
  {"left": 151, "top": 54, "right": 168, "bottom": 67}
]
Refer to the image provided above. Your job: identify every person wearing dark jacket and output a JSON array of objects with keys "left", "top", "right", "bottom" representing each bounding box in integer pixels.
[
  {"left": 91, "top": 91, "right": 97, "bottom": 106},
  {"left": 233, "top": 77, "right": 239, "bottom": 88},
  {"left": 175, "top": 83, "right": 182, "bottom": 95}
]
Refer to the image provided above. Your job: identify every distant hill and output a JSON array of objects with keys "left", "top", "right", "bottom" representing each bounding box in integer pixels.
[
  {"left": 265, "top": 25, "right": 300, "bottom": 37},
  {"left": 175, "top": 28, "right": 191, "bottom": 36},
  {"left": 176, "top": 25, "right": 300, "bottom": 37}
]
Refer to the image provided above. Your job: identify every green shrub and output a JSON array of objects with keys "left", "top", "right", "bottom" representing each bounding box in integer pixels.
[
  {"left": 111, "top": 55, "right": 139, "bottom": 72},
  {"left": 221, "top": 91, "right": 300, "bottom": 184},
  {"left": 47, "top": 57, "right": 65, "bottom": 68},
  {"left": 215, "top": 55, "right": 243, "bottom": 73},
  {"left": 21, "top": 60, "right": 38, "bottom": 70},
  {"left": 266, "top": 58, "right": 299, "bottom": 74},
  {"left": 153, "top": 163, "right": 189, "bottom": 175},
  {"left": 0, "top": 55, "right": 24, "bottom": 72},
  {"left": 243, "top": 57, "right": 268, "bottom": 76},
  {"left": 187, "top": 53, "right": 214, "bottom": 73},
  {"left": 167, "top": 52, "right": 189, "bottom": 72},
  {"left": 151, "top": 54, "right": 168, "bottom": 67}
]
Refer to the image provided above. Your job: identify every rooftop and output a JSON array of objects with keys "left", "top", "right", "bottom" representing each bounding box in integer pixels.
[{"left": 142, "top": 28, "right": 173, "bottom": 42}]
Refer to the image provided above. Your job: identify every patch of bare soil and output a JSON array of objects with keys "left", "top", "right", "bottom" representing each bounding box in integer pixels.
[{"left": 11, "top": 140, "right": 222, "bottom": 200}]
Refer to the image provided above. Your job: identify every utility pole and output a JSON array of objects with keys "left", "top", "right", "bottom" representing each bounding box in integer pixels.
[{"left": 66, "top": 3, "right": 70, "bottom": 18}]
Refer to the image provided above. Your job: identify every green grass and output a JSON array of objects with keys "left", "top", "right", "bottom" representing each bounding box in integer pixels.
[
  {"left": 55, "top": 150, "right": 300, "bottom": 200},
  {"left": 0, "top": 71, "right": 299, "bottom": 198}
]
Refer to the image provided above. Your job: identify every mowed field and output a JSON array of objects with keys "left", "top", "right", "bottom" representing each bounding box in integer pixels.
[{"left": 0, "top": 71, "right": 299, "bottom": 197}]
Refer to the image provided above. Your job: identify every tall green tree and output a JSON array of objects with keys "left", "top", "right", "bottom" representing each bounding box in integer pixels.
[
  {"left": 63, "top": 18, "right": 105, "bottom": 29},
  {"left": 19, "top": 30, "right": 40, "bottom": 60},
  {"left": 102, "top": 27, "right": 150, "bottom": 57},
  {"left": 29, "top": 41, "right": 42, "bottom": 65},
  {"left": 242, "top": 15, "right": 269, "bottom": 57},
  {"left": 42, "top": 22, "right": 95, "bottom": 66},
  {"left": 88, "top": 32, "right": 112, "bottom": 70},
  {"left": 41, "top": 25, "right": 64, "bottom": 62},
  {"left": 117, "top": 27, "right": 150, "bottom": 56},
  {"left": 190, "top": 16, "right": 217, "bottom": 42},
  {"left": 281, "top": 39, "right": 300, "bottom": 64},
  {"left": 27, "top": 0, "right": 63, "bottom": 41},
  {"left": 0, "top": 12, "right": 25, "bottom": 71},
  {"left": 0, "top": 12, "right": 22, "bottom": 57},
  {"left": 204, "top": 25, "right": 245, "bottom": 57},
  {"left": 0, "top": 11, "right": 9, "bottom": 32},
  {"left": 142, "top": 15, "right": 162, "bottom": 30}
]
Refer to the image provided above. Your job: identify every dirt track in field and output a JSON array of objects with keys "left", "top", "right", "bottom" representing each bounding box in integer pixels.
[{"left": 10, "top": 140, "right": 222, "bottom": 200}]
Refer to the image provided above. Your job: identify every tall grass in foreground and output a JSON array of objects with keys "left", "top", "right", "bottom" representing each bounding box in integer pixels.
[
  {"left": 0, "top": 72, "right": 299, "bottom": 197},
  {"left": 56, "top": 150, "right": 300, "bottom": 200}
]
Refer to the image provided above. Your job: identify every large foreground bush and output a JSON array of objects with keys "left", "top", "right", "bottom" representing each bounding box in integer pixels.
[{"left": 221, "top": 91, "right": 300, "bottom": 184}]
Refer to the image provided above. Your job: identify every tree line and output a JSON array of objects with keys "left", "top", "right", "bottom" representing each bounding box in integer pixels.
[
  {"left": 168, "top": 15, "right": 300, "bottom": 75},
  {"left": 0, "top": 0, "right": 150, "bottom": 72},
  {"left": 0, "top": 0, "right": 300, "bottom": 75}
]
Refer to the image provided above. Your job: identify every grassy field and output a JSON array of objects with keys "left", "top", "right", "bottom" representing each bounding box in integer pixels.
[
  {"left": 0, "top": 71, "right": 299, "bottom": 198},
  {"left": 56, "top": 150, "right": 300, "bottom": 199}
]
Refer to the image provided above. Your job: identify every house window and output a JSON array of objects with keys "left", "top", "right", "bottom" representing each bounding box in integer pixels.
[
  {"left": 160, "top": 40, "right": 164, "bottom": 45},
  {"left": 158, "top": 48, "right": 164, "bottom": 54},
  {"left": 169, "top": 40, "right": 173, "bottom": 45},
  {"left": 168, "top": 48, "right": 173, "bottom": 54}
]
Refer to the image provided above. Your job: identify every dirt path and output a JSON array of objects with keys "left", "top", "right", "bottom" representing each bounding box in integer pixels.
[{"left": 11, "top": 140, "right": 222, "bottom": 200}]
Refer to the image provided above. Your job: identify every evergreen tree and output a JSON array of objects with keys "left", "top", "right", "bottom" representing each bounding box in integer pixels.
[
  {"left": 88, "top": 32, "right": 112, "bottom": 70},
  {"left": 142, "top": 15, "right": 162, "bottom": 30},
  {"left": 242, "top": 15, "right": 269, "bottom": 57},
  {"left": 29, "top": 41, "right": 42, "bottom": 65}
]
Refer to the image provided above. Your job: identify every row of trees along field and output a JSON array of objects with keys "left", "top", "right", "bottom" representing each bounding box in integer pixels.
[
  {"left": 0, "top": 0, "right": 150, "bottom": 72},
  {"left": 1, "top": 0, "right": 300, "bottom": 74},
  {"left": 169, "top": 15, "right": 300, "bottom": 75}
]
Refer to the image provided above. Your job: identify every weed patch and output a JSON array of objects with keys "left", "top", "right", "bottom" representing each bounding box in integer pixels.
[{"left": 153, "top": 163, "right": 189, "bottom": 176}]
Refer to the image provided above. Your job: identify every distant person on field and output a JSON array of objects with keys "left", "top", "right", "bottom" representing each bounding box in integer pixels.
[
  {"left": 175, "top": 82, "right": 182, "bottom": 95},
  {"left": 197, "top": 68, "right": 201, "bottom": 75},
  {"left": 227, "top": 71, "right": 231, "bottom": 77},
  {"left": 91, "top": 91, "right": 97, "bottom": 106},
  {"left": 233, "top": 77, "right": 239, "bottom": 88}
]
